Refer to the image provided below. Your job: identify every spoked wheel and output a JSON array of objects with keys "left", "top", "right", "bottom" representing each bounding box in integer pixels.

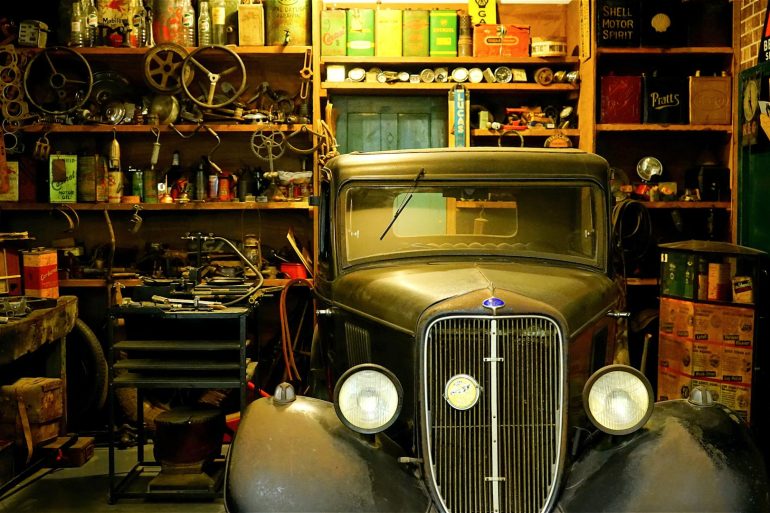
[
  {"left": 181, "top": 45, "right": 247, "bottom": 109},
  {"left": 23, "top": 46, "right": 93, "bottom": 114},
  {"left": 143, "top": 43, "right": 192, "bottom": 94}
]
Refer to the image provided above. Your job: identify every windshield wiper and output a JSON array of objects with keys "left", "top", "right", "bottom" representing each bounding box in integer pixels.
[{"left": 379, "top": 168, "right": 425, "bottom": 240}]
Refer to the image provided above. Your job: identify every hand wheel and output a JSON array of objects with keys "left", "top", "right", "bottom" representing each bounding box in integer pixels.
[
  {"left": 23, "top": 46, "right": 93, "bottom": 114},
  {"left": 143, "top": 43, "right": 191, "bottom": 94},
  {"left": 181, "top": 45, "right": 247, "bottom": 109},
  {"left": 250, "top": 129, "right": 286, "bottom": 171}
]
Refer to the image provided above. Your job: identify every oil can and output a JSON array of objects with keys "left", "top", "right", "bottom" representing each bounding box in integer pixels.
[{"left": 265, "top": 0, "right": 311, "bottom": 46}]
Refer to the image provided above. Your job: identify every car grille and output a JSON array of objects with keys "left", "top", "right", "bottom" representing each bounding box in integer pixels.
[{"left": 424, "top": 315, "right": 564, "bottom": 513}]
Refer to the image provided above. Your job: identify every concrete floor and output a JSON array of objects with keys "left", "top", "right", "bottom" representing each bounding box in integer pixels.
[{"left": 0, "top": 446, "right": 225, "bottom": 513}]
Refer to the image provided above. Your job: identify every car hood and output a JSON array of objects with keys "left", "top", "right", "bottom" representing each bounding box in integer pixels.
[{"left": 329, "top": 261, "right": 619, "bottom": 337}]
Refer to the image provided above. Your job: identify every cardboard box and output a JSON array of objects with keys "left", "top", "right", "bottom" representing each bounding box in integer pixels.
[
  {"left": 238, "top": 3, "right": 265, "bottom": 46},
  {"left": 596, "top": 0, "right": 640, "bottom": 47},
  {"left": 320, "top": 9, "right": 346, "bottom": 56},
  {"left": 719, "top": 382, "right": 751, "bottom": 423},
  {"left": 473, "top": 24, "right": 530, "bottom": 58},
  {"left": 657, "top": 368, "right": 691, "bottom": 401},
  {"left": 0, "top": 248, "right": 22, "bottom": 295},
  {"left": 49, "top": 154, "right": 77, "bottom": 203},
  {"left": 402, "top": 9, "right": 429, "bottom": 57},
  {"left": 0, "top": 161, "right": 19, "bottom": 201},
  {"left": 660, "top": 251, "right": 695, "bottom": 298},
  {"left": 707, "top": 262, "right": 731, "bottom": 301},
  {"left": 658, "top": 334, "right": 692, "bottom": 375},
  {"left": 21, "top": 248, "right": 59, "bottom": 298},
  {"left": 76, "top": 154, "right": 107, "bottom": 202},
  {"left": 346, "top": 8, "right": 374, "bottom": 56},
  {"left": 43, "top": 436, "right": 95, "bottom": 467},
  {"left": 689, "top": 75, "right": 731, "bottom": 125},
  {"left": 643, "top": 75, "right": 688, "bottom": 124},
  {"left": 375, "top": 9, "right": 402, "bottom": 57},
  {"left": 600, "top": 75, "right": 641, "bottom": 123},
  {"left": 429, "top": 10, "right": 457, "bottom": 57}
]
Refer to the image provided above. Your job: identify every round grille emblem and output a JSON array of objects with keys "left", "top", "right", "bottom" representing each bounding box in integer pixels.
[{"left": 444, "top": 374, "right": 481, "bottom": 410}]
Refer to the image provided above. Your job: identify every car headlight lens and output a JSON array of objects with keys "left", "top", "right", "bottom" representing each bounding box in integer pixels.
[
  {"left": 334, "top": 364, "right": 403, "bottom": 434},
  {"left": 583, "top": 364, "right": 653, "bottom": 435}
]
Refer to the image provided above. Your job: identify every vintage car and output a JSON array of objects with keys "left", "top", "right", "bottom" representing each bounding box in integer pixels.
[{"left": 225, "top": 148, "right": 769, "bottom": 512}]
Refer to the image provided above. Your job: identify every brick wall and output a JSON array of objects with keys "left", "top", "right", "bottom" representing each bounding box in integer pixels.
[{"left": 741, "top": 0, "right": 768, "bottom": 69}]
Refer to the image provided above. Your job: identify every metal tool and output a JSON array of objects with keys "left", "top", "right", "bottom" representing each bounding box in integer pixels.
[{"left": 151, "top": 294, "right": 226, "bottom": 310}]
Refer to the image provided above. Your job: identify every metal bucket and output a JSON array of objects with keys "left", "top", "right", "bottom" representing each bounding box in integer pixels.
[{"left": 265, "top": 0, "right": 311, "bottom": 46}]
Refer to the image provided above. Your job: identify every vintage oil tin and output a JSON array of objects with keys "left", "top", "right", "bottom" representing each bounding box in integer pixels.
[
  {"left": 402, "top": 10, "right": 429, "bottom": 57},
  {"left": 346, "top": 8, "right": 375, "bottom": 56},
  {"left": 429, "top": 10, "right": 457, "bottom": 57},
  {"left": 238, "top": 3, "right": 265, "bottom": 46},
  {"left": 375, "top": 9, "right": 402, "bottom": 57},
  {"left": 689, "top": 74, "right": 731, "bottom": 125},
  {"left": 320, "top": 9, "right": 346, "bottom": 56},
  {"left": 49, "top": 154, "right": 77, "bottom": 204},
  {"left": 600, "top": 75, "right": 642, "bottom": 123},
  {"left": 77, "top": 154, "right": 107, "bottom": 202},
  {"left": 21, "top": 249, "right": 59, "bottom": 298},
  {"left": 596, "top": 0, "right": 640, "bottom": 47},
  {"left": 265, "top": 0, "right": 311, "bottom": 46},
  {"left": 643, "top": 75, "right": 688, "bottom": 124},
  {"left": 473, "top": 24, "right": 530, "bottom": 57}
]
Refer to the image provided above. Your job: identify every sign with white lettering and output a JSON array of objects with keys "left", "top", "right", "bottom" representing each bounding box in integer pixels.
[
  {"left": 596, "top": 0, "right": 640, "bottom": 47},
  {"left": 760, "top": 7, "right": 770, "bottom": 63},
  {"left": 643, "top": 76, "right": 688, "bottom": 124}
]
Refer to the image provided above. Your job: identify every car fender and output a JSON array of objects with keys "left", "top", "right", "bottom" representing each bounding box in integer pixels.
[
  {"left": 557, "top": 399, "right": 770, "bottom": 512},
  {"left": 224, "top": 395, "right": 431, "bottom": 513}
]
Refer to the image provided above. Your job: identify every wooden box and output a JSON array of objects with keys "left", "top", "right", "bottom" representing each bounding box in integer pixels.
[
  {"left": 596, "top": 0, "right": 640, "bottom": 47},
  {"left": 473, "top": 24, "right": 529, "bottom": 58},
  {"left": 43, "top": 437, "right": 95, "bottom": 467},
  {"left": 0, "top": 378, "right": 63, "bottom": 448},
  {"left": 689, "top": 75, "right": 731, "bottom": 125},
  {"left": 643, "top": 75, "right": 688, "bottom": 124},
  {"left": 600, "top": 75, "right": 641, "bottom": 123}
]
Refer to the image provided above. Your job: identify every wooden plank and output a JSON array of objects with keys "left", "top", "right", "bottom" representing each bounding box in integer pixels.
[
  {"left": 114, "top": 340, "right": 241, "bottom": 351},
  {"left": 0, "top": 296, "right": 78, "bottom": 366},
  {"left": 114, "top": 359, "right": 240, "bottom": 371}
]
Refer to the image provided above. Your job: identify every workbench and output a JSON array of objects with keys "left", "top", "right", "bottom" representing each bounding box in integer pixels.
[{"left": 0, "top": 295, "right": 78, "bottom": 433}]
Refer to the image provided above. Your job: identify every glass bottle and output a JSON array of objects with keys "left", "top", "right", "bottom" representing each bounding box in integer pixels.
[
  {"left": 198, "top": 1, "right": 211, "bottom": 46},
  {"left": 69, "top": 1, "right": 84, "bottom": 47},
  {"left": 84, "top": 0, "right": 99, "bottom": 47},
  {"left": 182, "top": 0, "right": 196, "bottom": 47},
  {"left": 129, "top": 0, "right": 147, "bottom": 48},
  {"left": 210, "top": 0, "right": 226, "bottom": 45}
]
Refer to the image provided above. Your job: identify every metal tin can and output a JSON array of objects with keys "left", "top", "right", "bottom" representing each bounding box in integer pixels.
[
  {"left": 129, "top": 167, "right": 143, "bottom": 201},
  {"left": 265, "top": 0, "right": 311, "bottom": 46}
]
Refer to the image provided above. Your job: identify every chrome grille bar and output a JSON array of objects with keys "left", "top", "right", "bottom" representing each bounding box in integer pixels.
[{"left": 425, "top": 315, "right": 564, "bottom": 513}]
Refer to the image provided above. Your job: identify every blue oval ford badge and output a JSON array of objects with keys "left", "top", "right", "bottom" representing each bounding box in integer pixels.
[{"left": 482, "top": 297, "right": 505, "bottom": 310}]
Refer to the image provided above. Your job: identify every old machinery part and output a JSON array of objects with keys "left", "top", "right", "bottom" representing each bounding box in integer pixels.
[
  {"left": 250, "top": 129, "right": 286, "bottom": 172},
  {"left": 637, "top": 156, "right": 663, "bottom": 182},
  {"left": 284, "top": 124, "right": 321, "bottom": 155},
  {"left": 498, "top": 129, "right": 524, "bottom": 147},
  {"left": 534, "top": 67, "right": 555, "bottom": 86},
  {"left": 23, "top": 46, "right": 93, "bottom": 115},
  {"left": 298, "top": 48, "right": 312, "bottom": 100},
  {"left": 148, "top": 94, "right": 180, "bottom": 125},
  {"left": 143, "top": 43, "right": 191, "bottom": 94},
  {"left": 181, "top": 45, "right": 247, "bottom": 109}
]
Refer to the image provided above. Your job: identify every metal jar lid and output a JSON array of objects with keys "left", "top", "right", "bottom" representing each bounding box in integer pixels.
[
  {"left": 451, "top": 67, "right": 469, "bottom": 83},
  {"left": 347, "top": 67, "right": 366, "bottom": 82},
  {"left": 468, "top": 68, "right": 484, "bottom": 83},
  {"left": 435, "top": 67, "right": 449, "bottom": 83},
  {"left": 494, "top": 66, "right": 512, "bottom": 83},
  {"left": 420, "top": 68, "right": 435, "bottom": 83}
]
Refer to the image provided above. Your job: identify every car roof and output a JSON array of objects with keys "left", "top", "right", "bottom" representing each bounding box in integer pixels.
[{"left": 326, "top": 147, "right": 610, "bottom": 187}]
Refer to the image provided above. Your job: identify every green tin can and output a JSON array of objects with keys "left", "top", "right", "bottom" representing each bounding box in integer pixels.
[{"left": 265, "top": 0, "right": 311, "bottom": 46}]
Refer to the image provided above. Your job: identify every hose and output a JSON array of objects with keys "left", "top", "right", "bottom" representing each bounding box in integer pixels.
[{"left": 279, "top": 278, "right": 313, "bottom": 381}]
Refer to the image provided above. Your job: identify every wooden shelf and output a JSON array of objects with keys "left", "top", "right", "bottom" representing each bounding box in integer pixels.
[
  {"left": 643, "top": 201, "right": 731, "bottom": 210},
  {"left": 0, "top": 201, "right": 310, "bottom": 211},
  {"left": 321, "top": 82, "right": 578, "bottom": 94},
  {"left": 596, "top": 124, "right": 732, "bottom": 133},
  {"left": 625, "top": 277, "right": 658, "bottom": 286},
  {"left": 41, "top": 46, "right": 312, "bottom": 56},
  {"left": 597, "top": 47, "right": 734, "bottom": 56},
  {"left": 472, "top": 128, "right": 580, "bottom": 137},
  {"left": 21, "top": 123, "right": 312, "bottom": 134},
  {"left": 321, "top": 56, "right": 580, "bottom": 66}
]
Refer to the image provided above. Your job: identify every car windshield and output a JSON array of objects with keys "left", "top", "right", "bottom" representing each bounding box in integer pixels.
[{"left": 341, "top": 181, "right": 606, "bottom": 269}]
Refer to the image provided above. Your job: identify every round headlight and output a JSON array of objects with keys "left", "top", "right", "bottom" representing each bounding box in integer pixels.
[
  {"left": 583, "top": 364, "right": 654, "bottom": 435},
  {"left": 333, "top": 364, "right": 403, "bottom": 434}
]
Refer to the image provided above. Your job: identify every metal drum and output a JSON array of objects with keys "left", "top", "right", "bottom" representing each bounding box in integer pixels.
[{"left": 265, "top": 0, "right": 311, "bottom": 46}]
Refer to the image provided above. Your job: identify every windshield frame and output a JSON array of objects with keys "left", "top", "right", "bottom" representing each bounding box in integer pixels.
[{"left": 336, "top": 178, "right": 609, "bottom": 273}]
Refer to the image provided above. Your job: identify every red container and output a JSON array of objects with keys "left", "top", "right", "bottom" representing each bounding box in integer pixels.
[
  {"left": 473, "top": 24, "right": 530, "bottom": 57},
  {"left": 280, "top": 262, "right": 307, "bottom": 279},
  {"left": 600, "top": 75, "right": 642, "bottom": 123}
]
